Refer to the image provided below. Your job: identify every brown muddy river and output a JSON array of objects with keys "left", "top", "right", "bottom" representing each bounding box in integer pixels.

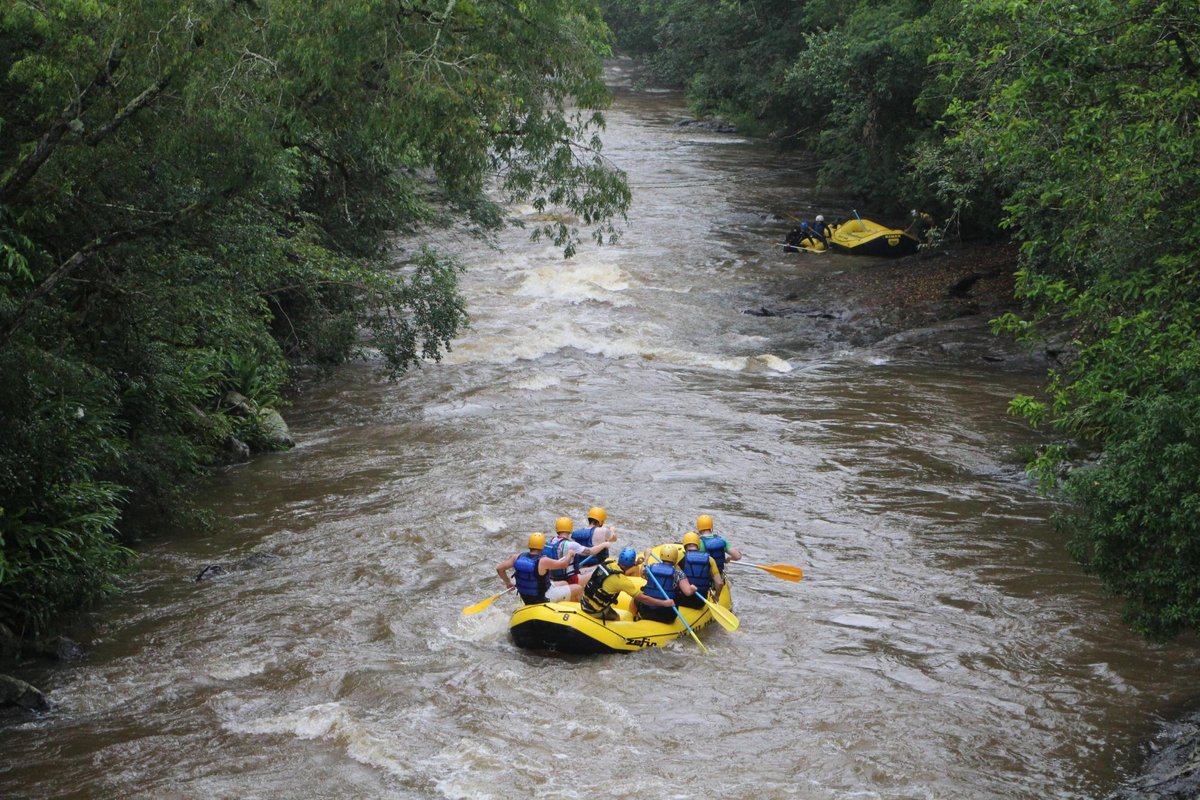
[{"left": 2, "top": 58, "right": 1198, "bottom": 800}]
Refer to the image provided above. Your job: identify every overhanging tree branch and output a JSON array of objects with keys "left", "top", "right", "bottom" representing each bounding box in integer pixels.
[
  {"left": 0, "top": 179, "right": 250, "bottom": 346},
  {"left": 0, "top": 43, "right": 127, "bottom": 205},
  {"left": 84, "top": 74, "right": 173, "bottom": 147}
]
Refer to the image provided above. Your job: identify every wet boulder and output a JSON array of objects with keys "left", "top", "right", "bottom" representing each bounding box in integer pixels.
[
  {"left": 256, "top": 407, "right": 294, "bottom": 450},
  {"left": 673, "top": 117, "right": 738, "bottom": 133},
  {"left": 221, "top": 435, "right": 252, "bottom": 463},
  {"left": 0, "top": 674, "right": 49, "bottom": 711},
  {"left": 1106, "top": 711, "right": 1200, "bottom": 800},
  {"left": 25, "top": 635, "right": 83, "bottom": 663},
  {"left": 221, "top": 391, "right": 294, "bottom": 453}
]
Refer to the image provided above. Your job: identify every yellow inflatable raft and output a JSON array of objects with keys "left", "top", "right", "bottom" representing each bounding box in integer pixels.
[
  {"left": 509, "top": 576, "right": 732, "bottom": 655},
  {"left": 827, "top": 218, "right": 920, "bottom": 257}
]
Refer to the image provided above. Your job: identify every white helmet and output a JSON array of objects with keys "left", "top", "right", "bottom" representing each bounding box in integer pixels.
[{"left": 816, "top": 215, "right": 824, "bottom": 222}]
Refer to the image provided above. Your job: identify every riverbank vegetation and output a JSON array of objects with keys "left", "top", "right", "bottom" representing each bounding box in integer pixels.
[
  {"left": 0, "top": 1, "right": 629, "bottom": 640},
  {"left": 602, "top": 0, "right": 1200, "bottom": 639}
]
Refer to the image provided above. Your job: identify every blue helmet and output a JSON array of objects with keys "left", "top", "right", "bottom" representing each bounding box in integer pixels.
[{"left": 617, "top": 547, "right": 638, "bottom": 569}]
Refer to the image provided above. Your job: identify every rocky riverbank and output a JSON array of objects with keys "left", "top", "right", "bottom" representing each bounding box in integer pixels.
[{"left": 756, "top": 239, "right": 1070, "bottom": 369}]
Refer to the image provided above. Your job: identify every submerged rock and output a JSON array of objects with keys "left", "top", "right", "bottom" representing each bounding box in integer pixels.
[
  {"left": 195, "top": 551, "right": 281, "bottom": 582},
  {"left": 674, "top": 117, "right": 738, "bottom": 133}
]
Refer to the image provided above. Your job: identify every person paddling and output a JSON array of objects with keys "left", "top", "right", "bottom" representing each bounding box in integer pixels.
[
  {"left": 696, "top": 514, "right": 742, "bottom": 574},
  {"left": 496, "top": 532, "right": 579, "bottom": 605},
  {"left": 634, "top": 543, "right": 691, "bottom": 623},
  {"left": 580, "top": 547, "right": 672, "bottom": 621},
  {"left": 812, "top": 214, "right": 831, "bottom": 245},
  {"left": 675, "top": 531, "right": 724, "bottom": 609}
]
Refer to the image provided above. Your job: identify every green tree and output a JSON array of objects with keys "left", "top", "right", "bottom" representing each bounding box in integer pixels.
[
  {"left": 0, "top": 0, "right": 629, "bottom": 636},
  {"left": 932, "top": 0, "right": 1200, "bottom": 637},
  {"left": 602, "top": 0, "right": 949, "bottom": 213}
]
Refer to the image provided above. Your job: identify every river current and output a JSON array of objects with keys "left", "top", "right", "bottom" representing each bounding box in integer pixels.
[{"left": 3, "top": 59, "right": 1199, "bottom": 800}]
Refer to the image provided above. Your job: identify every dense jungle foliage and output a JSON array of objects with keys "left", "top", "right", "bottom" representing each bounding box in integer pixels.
[
  {"left": 0, "top": 0, "right": 629, "bottom": 638},
  {"left": 602, "top": 0, "right": 1200, "bottom": 638}
]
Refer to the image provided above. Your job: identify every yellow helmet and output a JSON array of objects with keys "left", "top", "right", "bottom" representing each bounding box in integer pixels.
[
  {"left": 587, "top": 506, "right": 607, "bottom": 525},
  {"left": 682, "top": 531, "right": 701, "bottom": 549},
  {"left": 555, "top": 516, "right": 572, "bottom": 533},
  {"left": 660, "top": 543, "right": 682, "bottom": 565},
  {"left": 696, "top": 514, "right": 714, "bottom": 533},
  {"left": 528, "top": 532, "right": 546, "bottom": 551}
]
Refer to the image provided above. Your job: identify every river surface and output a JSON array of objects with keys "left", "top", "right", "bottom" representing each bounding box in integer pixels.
[{"left": 3, "top": 59, "right": 1199, "bottom": 800}]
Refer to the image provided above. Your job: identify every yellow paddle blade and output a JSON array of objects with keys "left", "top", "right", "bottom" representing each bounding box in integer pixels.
[
  {"left": 702, "top": 596, "right": 740, "bottom": 631},
  {"left": 461, "top": 586, "right": 514, "bottom": 615},
  {"left": 734, "top": 561, "right": 804, "bottom": 582},
  {"left": 757, "top": 563, "right": 803, "bottom": 581}
]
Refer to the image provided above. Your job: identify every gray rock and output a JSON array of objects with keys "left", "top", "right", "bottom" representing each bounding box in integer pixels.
[
  {"left": 26, "top": 635, "right": 83, "bottom": 662},
  {"left": 195, "top": 551, "right": 281, "bottom": 582},
  {"left": 221, "top": 435, "right": 251, "bottom": 463},
  {"left": 256, "top": 407, "right": 294, "bottom": 450},
  {"left": 0, "top": 674, "right": 49, "bottom": 711},
  {"left": 222, "top": 390, "right": 256, "bottom": 417},
  {"left": 1107, "top": 711, "right": 1200, "bottom": 800},
  {"left": 673, "top": 117, "right": 738, "bottom": 133}
]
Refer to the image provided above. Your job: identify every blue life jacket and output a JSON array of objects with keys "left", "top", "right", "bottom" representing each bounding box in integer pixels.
[
  {"left": 642, "top": 562, "right": 677, "bottom": 601},
  {"left": 680, "top": 550, "right": 713, "bottom": 596},
  {"left": 513, "top": 552, "right": 549, "bottom": 601},
  {"left": 544, "top": 536, "right": 577, "bottom": 581},
  {"left": 701, "top": 534, "right": 728, "bottom": 572},
  {"left": 571, "top": 526, "right": 609, "bottom": 570}
]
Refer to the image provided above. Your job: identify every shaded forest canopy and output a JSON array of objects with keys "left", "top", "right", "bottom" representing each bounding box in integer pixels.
[
  {"left": 2, "top": 0, "right": 1199, "bottom": 644},
  {"left": 601, "top": 0, "right": 1200, "bottom": 639},
  {"left": 0, "top": 0, "right": 629, "bottom": 637}
]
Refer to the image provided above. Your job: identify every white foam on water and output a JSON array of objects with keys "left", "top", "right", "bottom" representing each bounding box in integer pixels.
[
  {"left": 429, "top": 738, "right": 567, "bottom": 800},
  {"left": 222, "top": 701, "right": 416, "bottom": 782},
  {"left": 227, "top": 701, "right": 342, "bottom": 739},
  {"left": 476, "top": 514, "right": 506, "bottom": 534},
  {"left": 422, "top": 401, "right": 490, "bottom": 419},
  {"left": 513, "top": 261, "right": 632, "bottom": 305},
  {"left": 453, "top": 607, "right": 514, "bottom": 642},
  {"left": 205, "top": 656, "right": 271, "bottom": 681},
  {"left": 445, "top": 318, "right": 795, "bottom": 375},
  {"left": 746, "top": 353, "right": 794, "bottom": 373},
  {"left": 510, "top": 372, "right": 561, "bottom": 391}
]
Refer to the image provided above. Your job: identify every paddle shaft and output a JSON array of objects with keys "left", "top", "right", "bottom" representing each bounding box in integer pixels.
[
  {"left": 642, "top": 558, "right": 708, "bottom": 654},
  {"left": 665, "top": 540, "right": 739, "bottom": 631}
]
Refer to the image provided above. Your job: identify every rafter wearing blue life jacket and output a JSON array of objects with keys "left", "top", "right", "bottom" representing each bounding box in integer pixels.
[
  {"left": 544, "top": 536, "right": 578, "bottom": 583},
  {"left": 702, "top": 533, "right": 731, "bottom": 572},
  {"left": 513, "top": 551, "right": 550, "bottom": 604},
  {"left": 678, "top": 549, "right": 713, "bottom": 609},
  {"left": 641, "top": 561, "right": 677, "bottom": 601},
  {"left": 636, "top": 549, "right": 682, "bottom": 624},
  {"left": 571, "top": 525, "right": 609, "bottom": 571}
]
